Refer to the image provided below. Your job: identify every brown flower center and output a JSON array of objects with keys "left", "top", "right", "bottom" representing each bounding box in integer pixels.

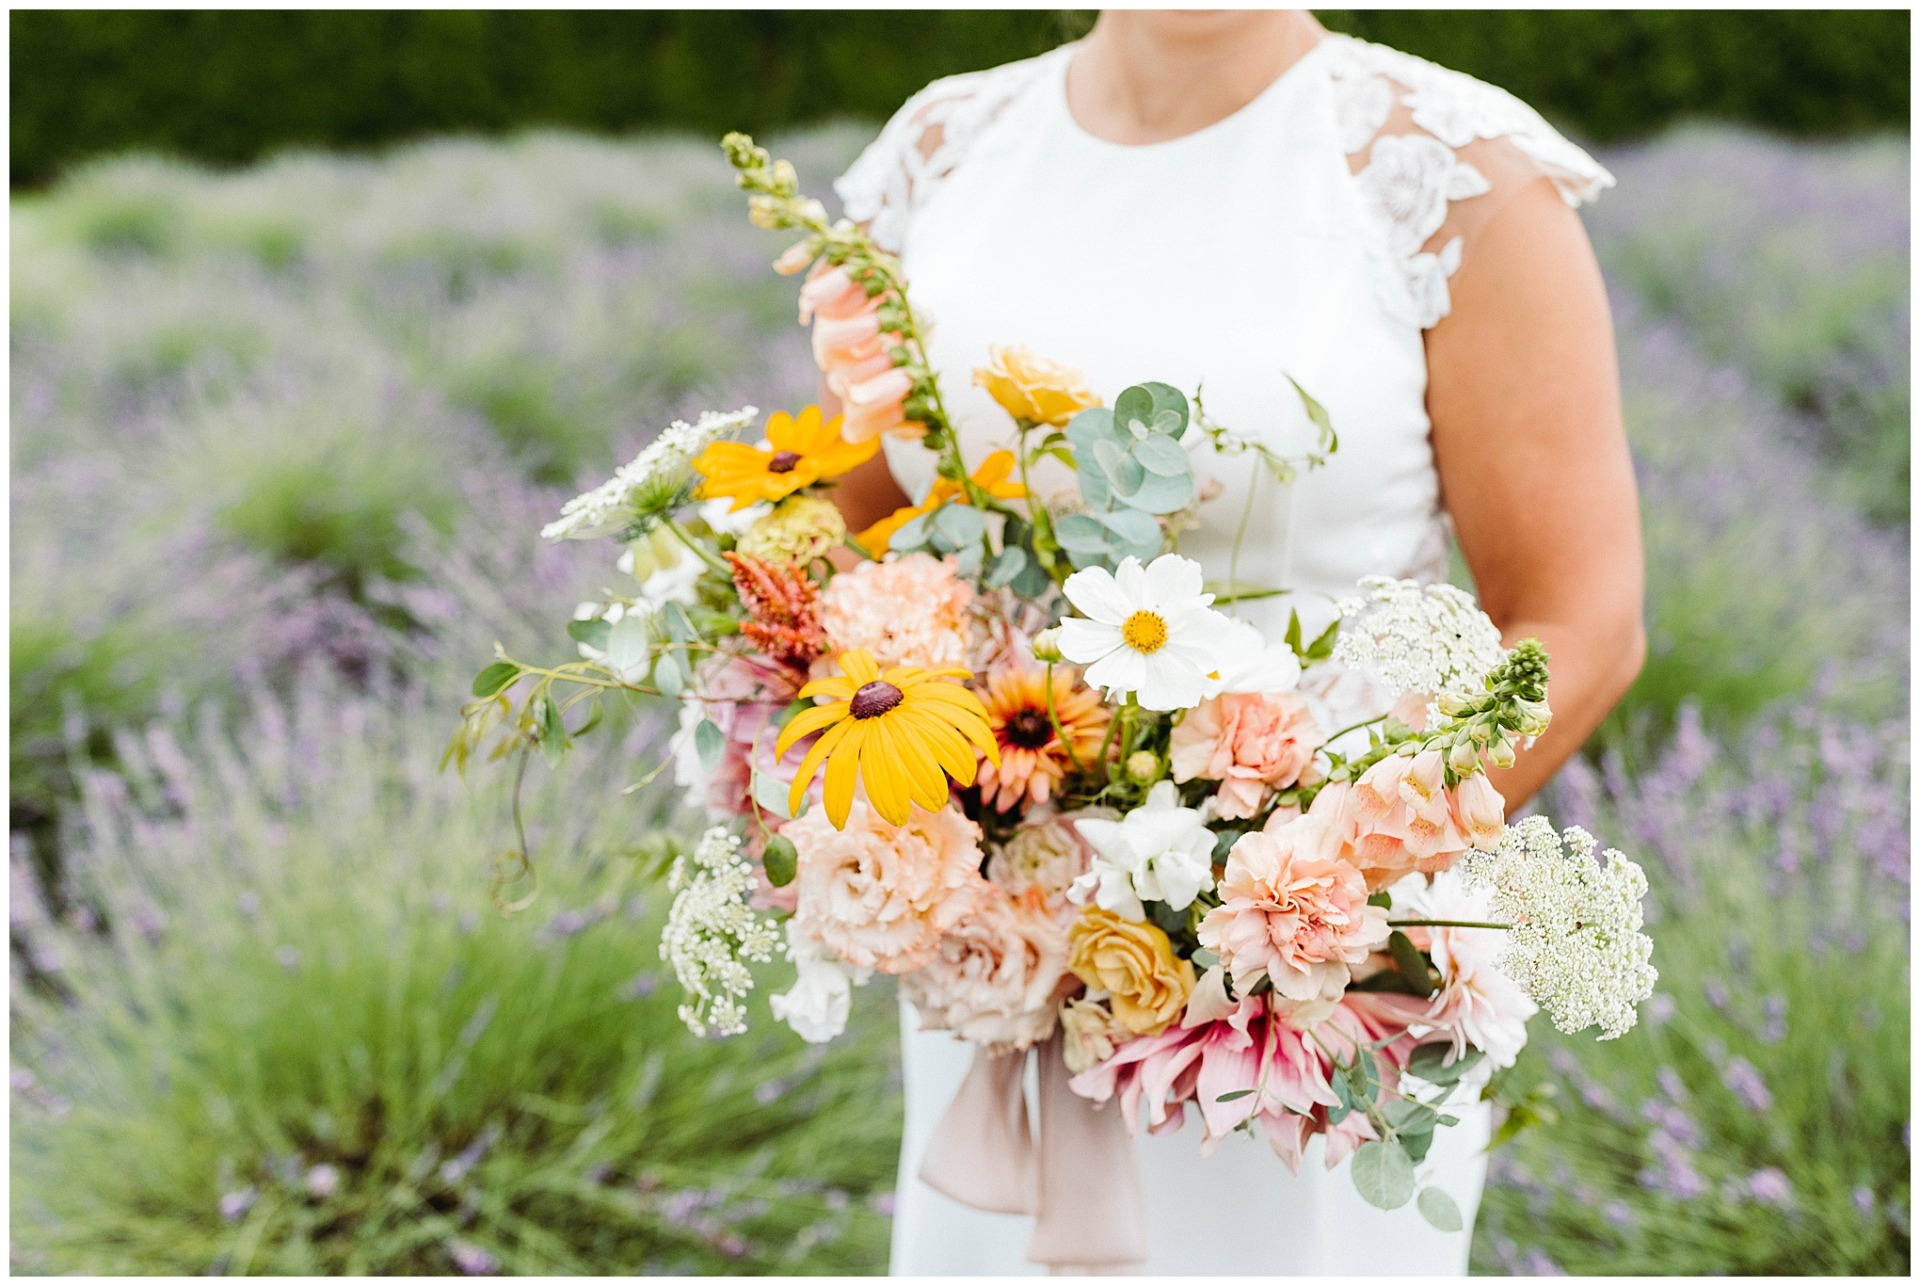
[
  {"left": 767, "top": 450, "right": 803, "bottom": 474},
  {"left": 1004, "top": 707, "right": 1055, "bottom": 750},
  {"left": 849, "top": 680, "right": 904, "bottom": 719}
]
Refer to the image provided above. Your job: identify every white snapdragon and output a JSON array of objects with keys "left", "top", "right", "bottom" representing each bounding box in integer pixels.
[
  {"left": 1069, "top": 781, "right": 1216, "bottom": 919},
  {"left": 768, "top": 922, "right": 871, "bottom": 1043},
  {"left": 660, "top": 827, "right": 780, "bottom": 1038},
  {"left": 1333, "top": 576, "right": 1507, "bottom": 714},
  {"left": 1462, "top": 816, "right": 1658, "bottom": 1040},
  {"left": 542, "top": 406, "right": 757, "bottom": 540}
]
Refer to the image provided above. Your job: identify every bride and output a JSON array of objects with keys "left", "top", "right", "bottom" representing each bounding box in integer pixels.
[{"left": 824, "top": 9, "right": 1645, "bottom": 1275}]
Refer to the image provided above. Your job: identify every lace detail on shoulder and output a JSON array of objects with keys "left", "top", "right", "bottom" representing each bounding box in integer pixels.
[
  {"left": 834, "top": 48, "right": 1069, "bottom": 253},
  {"left": 1321, "top": 35, "right": 1615, "bottom": 329}
]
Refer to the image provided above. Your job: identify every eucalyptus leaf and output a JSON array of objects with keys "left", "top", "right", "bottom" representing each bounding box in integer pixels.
[
  {"left": 565, "top": 617, "right": 611, "bottom": 652},
  {"left": 660, "top": 601, "right": 696, "bottom": 644},
  {"left": 1117, "top": 465, "right": 1194, "bottom": 515},
  {"left": 606, "top": 614, "right": 651, "bottom": 677},
  {"left": 751, "top": 770, "right": 795, "bottom": 820},
  {"left": 1132, "top": 431, "right": 1189, "bottom": 476},
  {"left": 1112, "top": 385, "right": 1156, "bottom": 436},
  {"left": 651, "top": 650, "right": 686, "bottom": 699},
  {"left": 1101, "top": 507, "right": 1162, "bottom": 549},
  {"left": 1054, "top": 513, "right": 1112, "bottom": 553},
  {"left": 953, "top": 543, "right": 983, "bottom": 577},
  {"left": 984, "top": 545, "right": 1029, "bottom": 589},
  {"left": 1350, "top": 1140, "right": 1416, "bottom": 1211},
  {"left": 1416, "top": 1187, "right": 1463, "bottom": 1232},
  {"left": 933, "top": 502, "right": 985, "bottom": 548},
  {"left": 1387, "top": 930, "right": 1436, "bottom": 997},
  {"left": 693, "top": 717, "right": 725, "bottom": 770},
  {"left": 1093, "top": 439, "right": 1144, "bottom": 496},
  {"left": 890, "top": 511, "right": 936, "bottom": 552}
]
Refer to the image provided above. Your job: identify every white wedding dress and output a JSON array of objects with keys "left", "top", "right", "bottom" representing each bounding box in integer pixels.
[{"left": 833, "top": 32, "right": 1612, "bottom": 1276}]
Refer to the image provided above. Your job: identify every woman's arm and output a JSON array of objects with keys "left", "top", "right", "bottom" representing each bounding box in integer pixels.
[
  {"left": 819, "top": 385, "right": 912, "bottom": 559},
  {"left": 1425, "top": 178, "right": 1646, "bottom": 808}
]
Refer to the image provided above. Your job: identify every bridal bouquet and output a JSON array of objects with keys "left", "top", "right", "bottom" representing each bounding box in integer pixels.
[{"left": 452, "top": 135, "right": 1656, "bottom": 1226}]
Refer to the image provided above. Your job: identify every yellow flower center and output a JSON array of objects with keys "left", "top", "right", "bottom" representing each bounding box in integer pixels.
[{"left": 1121, "top": 610, "right": 1168, "bottom": 654}]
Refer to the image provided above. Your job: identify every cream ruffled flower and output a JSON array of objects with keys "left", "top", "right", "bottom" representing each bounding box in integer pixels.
[
  {"left": 818, "top": 552, "right": 973, "bottom": 670},
  {"left": 901, "top": 886, "right": 1072, "bottom": 1053},
  {"left": 1058, "top": 554, "right": 1236, "bottom": 712}
]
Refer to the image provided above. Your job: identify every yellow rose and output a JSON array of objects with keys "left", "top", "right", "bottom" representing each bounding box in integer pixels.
[
  {"left": 973, "top": 345, "right": 1101, "bottom": 428},
  {"left": 1067, "top": 907, "right": 1196, "bottom": 1036}
]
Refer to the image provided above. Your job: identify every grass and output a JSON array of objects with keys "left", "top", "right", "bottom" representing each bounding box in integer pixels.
[{"left": 10, "top": 674, "right": 900, "bottom": 1275}]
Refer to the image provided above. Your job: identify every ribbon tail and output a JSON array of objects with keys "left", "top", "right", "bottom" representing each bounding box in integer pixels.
[
  {"left": 1027, "top": 1034, "right": 1150, "bottom": 1271},
  {"left": 917, "top": 1045, "right": 1037, "bottom": 1215}
]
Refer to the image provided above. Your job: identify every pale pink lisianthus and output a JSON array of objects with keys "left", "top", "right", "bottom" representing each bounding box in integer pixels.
[
  {"left": 1169, "top": 691, "right": 1325, "bottom": 820},
  {"left": 784, "top": 800, "right": 986, "bottom": 974},
  {"left": 985, "top": 814, "right": 1094, "bottom": 909},
  {"left": 1197, "top": 818, "right": 1389, "bottom": 1002},
  {"left": 817, "top": 552, "right": 973, "bottom": 671},
  {"left": 901, "top": 885, "right": 1074, "bottom": 1052}
]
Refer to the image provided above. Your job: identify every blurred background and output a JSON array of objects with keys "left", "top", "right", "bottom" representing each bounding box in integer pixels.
[{"left": 8, "top": 8, "right": 1909, "bottom": 1276}]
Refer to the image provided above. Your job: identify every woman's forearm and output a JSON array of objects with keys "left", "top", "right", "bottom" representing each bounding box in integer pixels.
[{"left": 1485, "top": 611, "right": 1646, "bottom": 807}]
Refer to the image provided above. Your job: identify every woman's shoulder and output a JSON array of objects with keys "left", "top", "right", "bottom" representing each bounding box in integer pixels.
[
  {"left": 1317, "top": 33, "right": 1612, "bottom": 207},
  {"left": 834, "top": 46, "right": 1072, "bottom": 250},
  {"left": 1315, "top": 33, "right": 1615, "bottom": 329}
]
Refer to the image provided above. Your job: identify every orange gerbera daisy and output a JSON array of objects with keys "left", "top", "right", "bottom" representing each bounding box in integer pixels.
[
  {"left": 976, "top": 664, "right": 1111, "bottom": 813},
  {"left": 855, "top": 449, "right": 1028, "bottom": 556},
  {"left": 775, "top": 648, "right": 998, "bottom": 829},
  {"left": 692, "top": 406, "right": 879, "bottom": 511}
]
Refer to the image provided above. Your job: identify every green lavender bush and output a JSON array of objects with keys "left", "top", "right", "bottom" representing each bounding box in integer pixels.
[
  {"left": 10, "top": 673, "right": 900, "bottom": 1275},
  {"left": 1473, "top": 707, "right": 1909, "bottom": 1275}
]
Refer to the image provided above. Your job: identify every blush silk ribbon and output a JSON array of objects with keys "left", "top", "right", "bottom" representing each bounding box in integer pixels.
[{"left": 916, "top": 1034, "right": 1149, "bottom": 1272}]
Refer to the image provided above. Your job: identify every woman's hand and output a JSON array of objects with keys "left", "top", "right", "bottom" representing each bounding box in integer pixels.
[{"left": 1427, "top": 178, "right": 1646, "bottom": 808}]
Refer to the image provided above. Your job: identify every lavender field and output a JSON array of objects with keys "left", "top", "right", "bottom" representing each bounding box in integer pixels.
[{"left": 9, "top": 124, "right": 1910, "bottom": 1274}]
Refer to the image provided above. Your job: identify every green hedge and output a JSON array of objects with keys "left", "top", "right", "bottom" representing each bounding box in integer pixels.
[{"left": 10, "top": 9, "right": 1909, "bottom": 187}]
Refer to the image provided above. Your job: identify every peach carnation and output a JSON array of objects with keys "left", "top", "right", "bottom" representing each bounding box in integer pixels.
[
  {"left": 1169, "top": 691, "right": 1325, "bottom": 821},
  {"left": 1198, "top": 817, "right": 1388, "bottom": 1002},
  {"left": 785, "top": 800, "right": 985, "bottom": 974},
  {"left": 901, "top": 885, "right": 1073, "bottom": 1052},
  {"left": 818, "top": 552, "right": 973, "bottom": 671}
]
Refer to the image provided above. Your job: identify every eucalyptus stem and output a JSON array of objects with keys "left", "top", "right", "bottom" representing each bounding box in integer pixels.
[{"left": 1325, "top": 712, "right": 1390, "bottom": 744}]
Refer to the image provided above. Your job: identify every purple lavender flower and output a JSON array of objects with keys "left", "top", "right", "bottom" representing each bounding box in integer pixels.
[
  {"left": 219, "top": 1187, "right": 258, "bottom": 1222},
  {"left": 447, "top": 1241, "right": 500, "bottom": 1275},
  {"left": 1853, "top": 1186, "right": 1876, "bottom": 1218},
  {"left": 305, "top": 1164, "right": 341, "bottom": 1200},
  {"left": 1746, "top": 1167, "right": 1793, "bottom": 1208},
  {"left": 1721, "top": 1057, "right": 1773, "bottom": 1113}
]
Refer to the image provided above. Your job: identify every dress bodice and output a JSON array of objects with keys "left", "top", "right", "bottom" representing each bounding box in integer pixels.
[{"left": 834, "top": 34, "right": 1612, "bottom": 640}]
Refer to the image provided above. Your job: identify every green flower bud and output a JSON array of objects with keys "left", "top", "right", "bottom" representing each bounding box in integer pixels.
[
  {"left": 1032, "top": 627, "right": 1065, "bottom": 664},
  {"left": 1126, "top": 751, "right": 1161, "bottom": 784}
]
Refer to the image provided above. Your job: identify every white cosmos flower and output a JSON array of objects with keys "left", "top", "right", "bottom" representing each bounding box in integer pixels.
[
  {"left": 1058, "top": 554, "right": 1234, "bottom": 711},
  {"left": 1205, "top": 618, "right": 1302, "bottom": 696},
  {"left": 1069, "top": 781, "right": 1216, "bottom": 919}
]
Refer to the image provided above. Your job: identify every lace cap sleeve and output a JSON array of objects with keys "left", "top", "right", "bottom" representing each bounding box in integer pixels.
[
  {"left": 1323, "top": 35, "right": 1615, "bottom": 329},
  {"left": 834, "top": 49, "right": 1066, "bottom": 253}
]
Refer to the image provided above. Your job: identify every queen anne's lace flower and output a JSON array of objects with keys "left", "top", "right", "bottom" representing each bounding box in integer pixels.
[
  {"left": 543, "top": 407, "right": 758, "bottom": 540},
  {"left": 1462, "top": 816, "right": 1657, "bottom": 1039},
  {"left": 660, "top": 827, "right": 780, "bottom": 1037},
  {"left": 1333, "top": 576, "right": 1507, "bottom": 712}
]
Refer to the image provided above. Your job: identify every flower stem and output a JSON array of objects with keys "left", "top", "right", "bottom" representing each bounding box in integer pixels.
[
  {"left": 1325, "top": 713, "right": 1390, "bottom": 744},
  {"left": 1387, "top": 919, "right": 1512, "bottom": 930},
  {"left": 660, "top": 516, "right": 733, "bottom": 578},
  {"left": 1044, "top": 663, "right": 1088, "bottom": 775}
]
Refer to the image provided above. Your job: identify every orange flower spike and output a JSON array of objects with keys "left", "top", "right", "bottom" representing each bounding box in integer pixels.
[{"left": 692, "top": 406, "right": 879, "bottom": 512}]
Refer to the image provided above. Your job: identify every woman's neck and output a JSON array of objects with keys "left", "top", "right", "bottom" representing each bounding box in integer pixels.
[{"left": 1067, "top": 9, "right": 1327, "bottom": 146}]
